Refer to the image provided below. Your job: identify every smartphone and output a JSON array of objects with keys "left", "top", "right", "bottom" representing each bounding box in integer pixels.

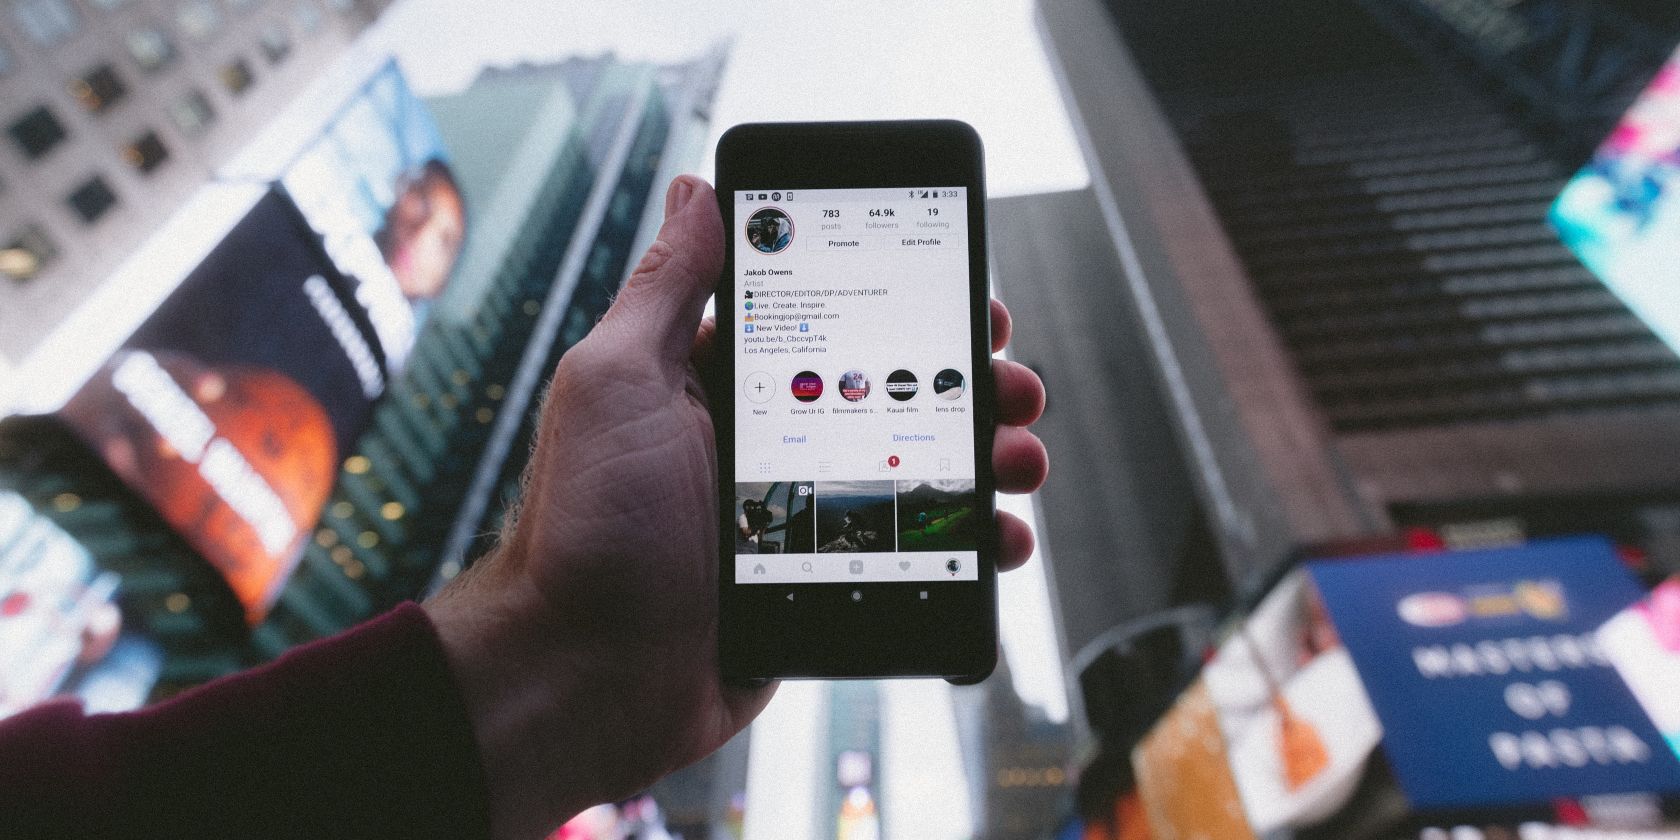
[{"left": 714, "top": 120, "right": 997, "bottom": 681}]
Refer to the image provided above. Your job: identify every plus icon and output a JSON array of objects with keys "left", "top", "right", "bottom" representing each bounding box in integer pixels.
[{"left": 743, "top": 371, "right": 776, "bottom": 404}]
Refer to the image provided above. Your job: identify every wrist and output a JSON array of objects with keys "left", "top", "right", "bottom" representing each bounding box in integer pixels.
[{"left": 424, "top": 553, "right": 600, "bottom": 839}]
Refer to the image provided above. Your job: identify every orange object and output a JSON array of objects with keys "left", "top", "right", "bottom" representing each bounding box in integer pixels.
[
  {"left": 1274, "top": 696, "right": 1330, "bottom": 791},
  {"left": 1113, "top": 791, "right": 1153, "bottom": 840},
  {"left": 63, "top": 351, "right": 335, "bottom": 623},
  {"left": 1132, "top": 680, "right": 1258, "bottom": 840}
]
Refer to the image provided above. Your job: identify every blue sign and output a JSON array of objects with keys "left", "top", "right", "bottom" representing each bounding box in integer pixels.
[{"left": 1308, "top": 537, "right": 1680, "bottom": 810}]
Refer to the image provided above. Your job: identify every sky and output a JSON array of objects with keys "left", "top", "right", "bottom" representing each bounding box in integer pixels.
[
  {"left": 367, "top": 0, "right": 1089, "bottom": 198},
  {"left": 371, "top": 4, "right": 1084, "bottom": 837}
]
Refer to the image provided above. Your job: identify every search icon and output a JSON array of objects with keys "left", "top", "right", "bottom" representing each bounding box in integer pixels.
[{"left": 802, "top": 561, "right": 814, "bottom": 573}]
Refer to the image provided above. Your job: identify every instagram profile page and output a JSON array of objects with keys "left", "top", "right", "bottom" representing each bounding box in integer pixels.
[{"left": 732, "top": 187, "right": 979, "bottom": 584}]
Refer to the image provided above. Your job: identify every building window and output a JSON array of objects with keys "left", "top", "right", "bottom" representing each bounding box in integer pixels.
[
  {"left": 12, "top": 0, "right": 80, "bottom": 47},
  {"left": 258, "top": 24, "right": 290, "bottom": 64},
  {"left": 67, "top": 176, "right": 118, "bottom": 224},
  {"left": 175, "top": 0, "right": 220, "bottom": 41},
  {"left": 169, "top": 89, "right": 215, "bottom": 135},
  {"left": 123, "top": 130, "right": 168, "bottom": 173},
  {"left": 219, "top": 58, "right": 254, "bottom": 96},
  {"left": 1, "top": 223, "right": 58, "bottom": 281},
  {"left": 291, "top": 1, "right": 320, "bottom": 32},
  {"left": 126, "top": 27, "right": 176, "bottom": 73},
  {"left": 8, "top": 106, "right": 68, "bottom": 159},
  {"left": 71, "top": 64, "right": 128, "bottom": 114}
]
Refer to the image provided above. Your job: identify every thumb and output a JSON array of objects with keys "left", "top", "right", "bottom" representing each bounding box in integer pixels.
[{"left": 600, "top": 175, "right": 723, "bottom": 367}]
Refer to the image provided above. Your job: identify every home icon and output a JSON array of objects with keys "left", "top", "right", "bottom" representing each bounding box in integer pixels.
[{"left": 753, "top": 564, "right": 766, "bottom": 574}]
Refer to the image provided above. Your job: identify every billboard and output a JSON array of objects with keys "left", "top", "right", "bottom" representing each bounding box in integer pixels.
[
  {"left": 60, "top": 191, "right": 365, "bottom": 622},
  {"left": 279, "top": 61, "right": 462, "bottom": 375},
  {"left": 1134, "top": 538, "right": 1680, "bottom": 839},
  {"left": 1600, "top": 576, "right": 1680, "bottom": 763},
  {"left": 0, "top": 489, "right": 160, "bottom": 719},
  {"left": 1311, "top": 538, "right": 1680, "bottom": 809},
  {"left": 53, "top": 63, "right": 465, "bottom": 623},
  {"left": 1552, "top": 47, "right": 1680, "bottom": 353}
]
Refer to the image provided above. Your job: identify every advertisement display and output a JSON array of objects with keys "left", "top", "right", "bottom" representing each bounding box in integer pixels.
[
  {"left": 1133, "top": 538, "right": 1680, "bottom": 839},
  {"left": 51, "top": 63, "right": 464, "bottom": 624},
  {"left": 280, "top": 62, "right": 463, "bottom": 376},
  {"left": 0, "top": 490, "right": 160, "bottom": 720},
  {"left": 1311, "top": 538, "right": 1680, "bottom": 809},
  {"left": 1600, "top": 576, "right": 1680, "bottom": 762},
  {"left": 1201, "top": 571, "right": 1381, "bottom": 834},
  {"left": 1552, "top": 47, "right": 1680, "bottom": 353},
  {"left": 59, "top": 191, "right": 363, "bottom": 622}
]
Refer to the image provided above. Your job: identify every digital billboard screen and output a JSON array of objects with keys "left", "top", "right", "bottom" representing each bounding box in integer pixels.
[
  {"left": 52, "top": 62, "right": 466, "bottom": 624},
  {"left": 1133, "top": 538, "right": 1680, "bottom": 838},
  {"left": 0, "top": 489, "right": 160, "bottom": 719},
  {"left": 279, "top": 61, "right": 463, "bottom": 377},
  {"left": 1552, "top": 47, "right": 1680, "bottom": 353},
  {"left": 59, "top": 190, "right": 369, "bottom": 623}
]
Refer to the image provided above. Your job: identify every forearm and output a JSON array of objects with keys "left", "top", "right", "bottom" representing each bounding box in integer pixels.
[{"left": 0, "top": 603, "right": 490, "bottom": 840}]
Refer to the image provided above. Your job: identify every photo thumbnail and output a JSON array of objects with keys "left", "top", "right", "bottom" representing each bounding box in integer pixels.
[
  {"left": 792, "top": 370, "right": 824, "bottom": 403},
  {"left": 934, "top": 368, "right": 965, "bottom": 400},
  {"left": 895, "top": 478, "right": 979, "bottom": 552},
  {"left": 746, "top": 207, "right": 794, "bottom": 254},
  {"left": 816, "top": 480, "right": 896, "bottom": 553},
  {"left": 734, "top": 481, "right": 814, "bottom": 554},
  {"left": 885, "top": 369, "right": 919, "bottom": 401},
  {"left": 839, "top": 369, "right": 871, "bottom": 402}
]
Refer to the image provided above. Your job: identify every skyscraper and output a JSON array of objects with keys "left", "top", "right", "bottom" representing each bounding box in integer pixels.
[
  {"left": 1032, "top": 0, "right": 1680, "bottom": 599},
  {"left": 0, "top": 0, "right": 393, "bottom": 366}
]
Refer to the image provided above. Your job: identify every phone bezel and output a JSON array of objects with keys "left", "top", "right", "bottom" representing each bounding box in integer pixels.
[{"left": 713, "top": 120, "right": 998, "bottom": 682}]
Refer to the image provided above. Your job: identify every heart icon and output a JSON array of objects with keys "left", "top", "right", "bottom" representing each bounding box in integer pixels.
[{"left": 898, "top": 561, "right": 911, "bottom": 571}]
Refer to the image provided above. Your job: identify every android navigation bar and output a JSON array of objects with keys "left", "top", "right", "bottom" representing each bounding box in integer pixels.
[{"left": 735, "top": 551, "right": 979, "bottom": 583}]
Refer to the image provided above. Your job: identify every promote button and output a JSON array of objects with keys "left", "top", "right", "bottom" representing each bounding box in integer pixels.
[{"left": 818, "top": 236, "right": 877, "bottom": 251}]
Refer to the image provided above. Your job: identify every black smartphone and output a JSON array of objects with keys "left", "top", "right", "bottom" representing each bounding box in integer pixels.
[{"left": 713, "top": 120, "right": 997, "bottom": 682}]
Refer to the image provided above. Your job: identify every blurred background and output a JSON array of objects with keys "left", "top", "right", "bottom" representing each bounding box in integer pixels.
[{"left": 1, "top": 1, "right": 1679, "bottom": 838}]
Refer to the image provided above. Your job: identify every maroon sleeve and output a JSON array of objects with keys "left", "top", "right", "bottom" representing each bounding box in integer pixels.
[{"left": 0, "top": 602, "right": 491, "bottom": 840}]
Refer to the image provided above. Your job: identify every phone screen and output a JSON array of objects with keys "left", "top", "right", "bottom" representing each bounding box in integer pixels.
[{"left": 729, "top": 187, "right": 979, "bottom": 585}]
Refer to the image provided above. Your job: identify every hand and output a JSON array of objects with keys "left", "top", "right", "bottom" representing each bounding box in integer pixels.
[{"left": 424, "top": 175, "right": 1048, "bottom": 839}]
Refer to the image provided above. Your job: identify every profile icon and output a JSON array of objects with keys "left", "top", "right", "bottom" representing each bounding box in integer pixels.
[
  {"left": 934, "top": 368, "right": 965, "bottom": 400},
  {"left": 839, "top": 369, "right": 871, "bottom": 402},
  {"left": 746, "top": 207, "right": 794, "bottom": 254},
  {"left": 792, "top": 371, "right": 823, "bottom": 403}
]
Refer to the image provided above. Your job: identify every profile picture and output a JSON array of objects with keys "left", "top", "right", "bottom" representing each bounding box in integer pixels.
[
  {"left": 792, "top": 371, "right": 824, "bottom": 402},
  {"left": 839, "top": 369, "right": 871, "bottom": 402},
  {"left": 934, "top": 368, "right": 966, "bottom": 400},
  {"left": 885, "top": 369, "right": 919, "bottom": 401},
  {"left": 746, "top": 207, "right": 794, "bottom": 254}
]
